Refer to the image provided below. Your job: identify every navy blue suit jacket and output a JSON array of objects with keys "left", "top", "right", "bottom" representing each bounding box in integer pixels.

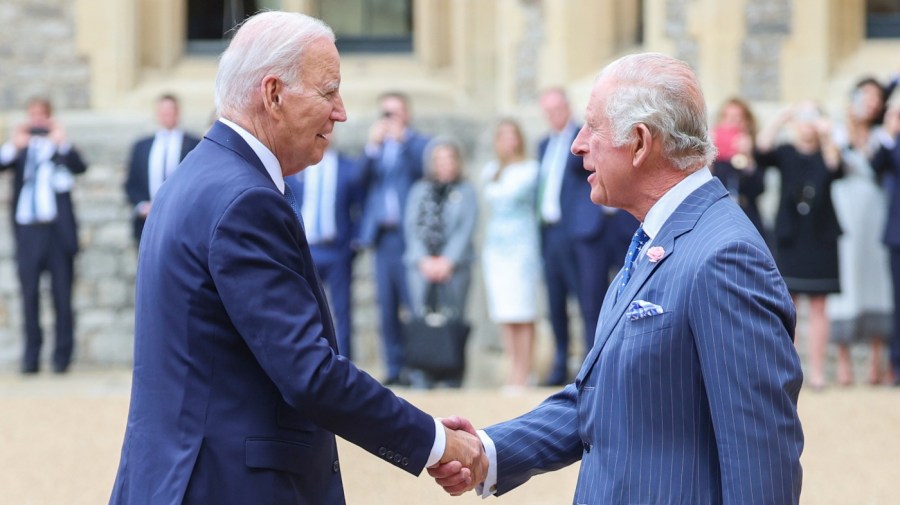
[
  {"left": 486, "top": 178, "right": 803, "bottom": 504},
  {"left": 284, "top": 152, "right": 364, "bottom": 253},
  {"left": 0, "top": 141, "right": 87, "bottom": 255},
  {"left": 109, "top": 121, "right": 435, "bottom": 505},
  {"left": 124, "top": 132, "right": 201, "bottom": 241},
  {"left": 538, "top": 127, "right": 607, "bottom": 240},
  {"left": 358, "top": 131, "right": 429, "bottom": 246}
]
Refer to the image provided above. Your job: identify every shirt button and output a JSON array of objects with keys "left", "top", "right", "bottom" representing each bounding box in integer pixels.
[
  {"left": 583, "top": 441, "right": 591, "bottom": 453},
  {"left": 332, "top": 460, "right": 340, "bottom": 473}
]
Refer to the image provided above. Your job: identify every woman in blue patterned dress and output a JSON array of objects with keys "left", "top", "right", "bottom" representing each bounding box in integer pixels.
[{"left": 481, "top": 119, "right": 541, "bottom": 389}]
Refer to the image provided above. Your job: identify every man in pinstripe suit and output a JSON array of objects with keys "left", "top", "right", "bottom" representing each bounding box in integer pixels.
[{"left": 430, "top": 53, "right": 804, "bottom": 504}]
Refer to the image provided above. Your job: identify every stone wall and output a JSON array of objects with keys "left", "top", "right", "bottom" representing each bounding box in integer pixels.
[
  {"left": 0, "top": 0, "right": 91, "bottom": 110},
  {"left": 741, "top": 0, "right": 792, "bottom": 101}
]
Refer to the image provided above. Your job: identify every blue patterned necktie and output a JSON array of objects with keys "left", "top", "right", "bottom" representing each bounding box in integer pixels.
[
  {"left": 283, "top": 184, "right": 305, "bottom": 230},
  {"left": 618, "top": 226, "right": 649, "bottom": 297}
]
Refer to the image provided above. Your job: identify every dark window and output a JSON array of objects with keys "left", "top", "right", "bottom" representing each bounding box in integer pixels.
[
  {"left": 867, "top": 0, "right": 900, "bottom": 38},
  {"left": 187, "top": 0, "right": 258, "bottom": 54},
  {"left": 317, "top": 0, "right": 413, "bottom": 53}
]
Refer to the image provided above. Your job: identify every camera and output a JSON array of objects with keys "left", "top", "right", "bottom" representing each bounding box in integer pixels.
[
  {"left": 381, "top": 110, "right": 395, "bottom": 119},
  {"left": 28, "top": 126, "right": 50, "bottom": 136}
]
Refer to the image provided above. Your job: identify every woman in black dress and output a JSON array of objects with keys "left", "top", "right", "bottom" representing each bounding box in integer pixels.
[{"left": 756, "top": 102, "right": 843, "bottom": 389}]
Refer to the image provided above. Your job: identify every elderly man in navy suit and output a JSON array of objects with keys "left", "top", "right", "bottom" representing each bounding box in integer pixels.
[
  {"left": 430, "top": 53, "right": 804, "bottom": 504},
  {"left": 0, "top": 97, "right": 87, "bottom": 374},
  {"left": 124, "top": 94, "right": 200, "bottom": 245},
  {"left": 536, "top": 87, "right": 637, "bottom": 385},
  {"left": 285, "top": 146, "right": 364, "bottom": 359},
  {"left": 109, "top": 12, "right": 486, "bottom": 505}
]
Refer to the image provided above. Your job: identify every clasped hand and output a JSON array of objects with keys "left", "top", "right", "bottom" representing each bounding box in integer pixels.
[{"left": 429, "top": 416, "right": 488, "bottom": 496}]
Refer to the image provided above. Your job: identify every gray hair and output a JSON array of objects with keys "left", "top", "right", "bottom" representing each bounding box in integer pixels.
[
  {"left": 214, "top": 11, "right": 335, "bottom": 118},
  {"left": 424, "top": 136, "right": 466, "bottom": 180},
  {"left": 598, "top": 53, "right": 716, "bottom": 171}
]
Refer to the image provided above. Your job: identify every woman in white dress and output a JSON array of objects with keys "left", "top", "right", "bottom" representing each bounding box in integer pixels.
[
  {"left": 829, "top": 78, "right": 895, "bottom": 386},
  {"left": 481, "top": 119, "right": 540, "bottom": 388}
]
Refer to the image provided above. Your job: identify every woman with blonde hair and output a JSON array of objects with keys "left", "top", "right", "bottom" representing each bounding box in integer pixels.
[{"left": 481, "top": 119, "right": 541, "bottom": 390}]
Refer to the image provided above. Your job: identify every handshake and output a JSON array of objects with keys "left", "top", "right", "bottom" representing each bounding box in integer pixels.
[{"left": 430, "top": 416, "right": 489, "bottom": 496}]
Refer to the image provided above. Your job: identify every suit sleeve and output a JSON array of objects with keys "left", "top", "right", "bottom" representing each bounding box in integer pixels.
[
  {"left": 124, "top": 142, "right": 144, "bottom": 206},
  {"left": 208, "top": 187, "right": 436, "bottom": 475},
  {"left": 483, "top": 385, "right": 584, "bottom": 496},
  {"left": 55, "top": 145, "right": 87, "bottom": 174},
  {"left": 688, "top": 240, "right": 803, "bottom": 505}
]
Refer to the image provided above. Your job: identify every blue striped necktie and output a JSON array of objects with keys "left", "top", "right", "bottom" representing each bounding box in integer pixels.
[{"left": 618, "top": 226, "right": 649, "bottom": 297}]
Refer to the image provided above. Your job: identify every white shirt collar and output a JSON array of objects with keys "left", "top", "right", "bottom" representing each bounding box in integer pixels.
[
  {"left": 218, "top": 117, "right": 285, "bottom": 194},
  {"left": 642, "top": 167, "right": 713, "bottom": 240}
]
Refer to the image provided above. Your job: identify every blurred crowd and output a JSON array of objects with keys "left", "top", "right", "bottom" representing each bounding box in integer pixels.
[{"left": 4, "top": 73, "right": 900, "bottom": 390}]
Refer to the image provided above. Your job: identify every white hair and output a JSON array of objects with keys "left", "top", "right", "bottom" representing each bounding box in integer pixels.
[
  {"left": 214, "top": 11, "right": 335, "bottom": 118},
  {"left": 598, "top": 53, "right": 716, "bottom": 171}
]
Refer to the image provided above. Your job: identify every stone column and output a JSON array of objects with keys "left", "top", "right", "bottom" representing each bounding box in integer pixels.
[{"left": 75, "top": 0, "right": 139, "bottom": 108}]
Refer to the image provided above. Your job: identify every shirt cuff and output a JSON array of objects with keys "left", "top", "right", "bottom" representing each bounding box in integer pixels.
[
  {"left": 55, "top": 142, "right": 72, "bottom": 155},
  {"left": 475, "top": 429, "right": 498, "bottom": 498},
  {"left": 0, "top": 142, "right": 16, "bottom": 164},
  {"left": 424, "top": 418, "right": 446, "bottom": 469},
  {"left": 876, "top": 129, "right": 896, "bottom": 150}
]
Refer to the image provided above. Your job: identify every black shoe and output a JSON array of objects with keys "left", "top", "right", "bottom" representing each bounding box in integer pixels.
[
  {"left": 21, "top": 364, "right": 39, "bottom": 375},
  {"left": 383, "top": 375, "right": 410, "bottom": 387},
  {"left": 53, "top": 364, "right": 70, "bottom": 374}
]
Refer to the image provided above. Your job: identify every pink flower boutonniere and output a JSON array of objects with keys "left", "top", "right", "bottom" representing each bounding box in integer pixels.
[{"left": 647, "top": 246, "right": 665, "bottom": 263}]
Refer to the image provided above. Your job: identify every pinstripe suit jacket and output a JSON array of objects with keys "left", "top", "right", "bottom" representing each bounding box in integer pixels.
[{"left": 486, "top": 178, "right": 803, "bottom": 504}]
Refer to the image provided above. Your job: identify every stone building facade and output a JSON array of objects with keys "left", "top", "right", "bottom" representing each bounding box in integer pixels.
[{"left": 0, "top": 0, "right": 898, "bottom": 372}]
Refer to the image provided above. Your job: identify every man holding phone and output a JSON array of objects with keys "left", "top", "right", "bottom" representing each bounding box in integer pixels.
[
  {"left": 359, "top": 91, "right": 430, "bottom": 385},
  {"left": 0, "top": 97, "right": 87, "bottom": 374}
]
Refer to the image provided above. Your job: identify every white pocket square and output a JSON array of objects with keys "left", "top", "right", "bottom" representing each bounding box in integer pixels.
[{"left": 625, "top": 300, "right": 664, "bottom": 320}]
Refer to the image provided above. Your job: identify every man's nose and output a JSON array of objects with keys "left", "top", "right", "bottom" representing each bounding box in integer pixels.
[{"left": 332, "top": 92, "right": 347, "bottom": 122}]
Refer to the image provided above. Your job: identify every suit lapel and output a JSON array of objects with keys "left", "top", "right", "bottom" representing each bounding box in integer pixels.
[{"left": 576, "top": 178, "right": 729, "bottom": 386}]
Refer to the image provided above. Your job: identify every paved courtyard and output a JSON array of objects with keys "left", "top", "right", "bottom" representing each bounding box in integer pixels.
[{"left": 1, "top": 368, "right": 898, "bottom": 505}]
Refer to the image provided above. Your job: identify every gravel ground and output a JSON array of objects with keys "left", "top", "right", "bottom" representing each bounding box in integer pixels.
[{"left": 1, "top": 369, "right": 898, "bottom": 505}]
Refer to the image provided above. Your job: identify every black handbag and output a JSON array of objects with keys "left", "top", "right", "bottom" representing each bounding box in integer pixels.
[{"left": 402, "top": 285, "right": 470, "bottom": 375}]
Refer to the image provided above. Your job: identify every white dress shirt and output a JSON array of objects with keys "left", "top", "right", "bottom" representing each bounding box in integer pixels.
[
  {"left": 218, "top": 118, "right": 446, "bottom": 467},
  {"left": 539, "top": 122, "right": 577, "bottom": 223},
  {"left": 300, "top": 149, "right": 338, "bottom": 243},
  {"left": 477, "top": 166, "right": 714, "bottom": 497},
  {"left": 148, "top": 128, "right": 186, "bottom": 200}
]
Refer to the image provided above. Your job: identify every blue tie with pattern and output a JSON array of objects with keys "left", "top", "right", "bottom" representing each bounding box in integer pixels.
[
  {"left": 618, "top": 226, "right": 649, "bottom": 297},
  {"left": 283, "top": 184, "right": 305, "bottom": 231}
]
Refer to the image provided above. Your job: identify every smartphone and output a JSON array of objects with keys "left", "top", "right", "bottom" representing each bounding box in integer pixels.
[
  {"left": 28, "top": 126, "right": 50, "bottom": 136},
  {"left": 713, "top": 124, "right": 741, "bottom": 161}
]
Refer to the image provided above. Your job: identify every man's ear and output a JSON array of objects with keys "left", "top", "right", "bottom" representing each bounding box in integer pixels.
[
  {"left": 261, "top": 75, "right": 282, "bottom": 117},
  {"left": 632, "top": 123, "right": 653, "bottom": 168}
]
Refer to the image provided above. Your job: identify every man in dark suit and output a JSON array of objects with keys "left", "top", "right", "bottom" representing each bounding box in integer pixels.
[
  {"left": 536, "top": 87, "right": 637, "bottom": 385},
  {"left": 124, "top": 94, "right": 200, "bottom": 245},
  {"left": 0, "top": 97, "right": 87, "bottom": 374},
  {"left": 359, "top": 91, "right": 430, "bottom": 385},
  {"left": 285, "top": 147, "right": 364, "bottom": 359},
  {"left": 108, "top": 12, "right": 485, "bottom": 505},
  {"left": 431, "top": 53, "right": 804, "bottom": 504}
]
